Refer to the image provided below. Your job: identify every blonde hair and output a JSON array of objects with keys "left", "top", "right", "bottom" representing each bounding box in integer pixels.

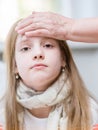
[
  {"left": 4, "top": 21, "right": 20, "bottom": 130},
  {"left": 4, "top": 20, "right": 93, "bottom": 130}
]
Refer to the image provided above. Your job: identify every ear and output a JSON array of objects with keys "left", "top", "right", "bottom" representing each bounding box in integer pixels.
[
  {"left": 61, "top": 58, "right": 66, "bottom": 68},
  {"left": 14, "top": 61, "right": 18, "bottom": 74},
  {"left": 15, "top": 67, "right": 18, "bottom": 74}
]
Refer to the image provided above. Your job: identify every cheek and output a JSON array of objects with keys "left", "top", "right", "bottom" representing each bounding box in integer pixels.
[
  {"left": 54, "top": 52, "right": 63, "bottom": 66},
  {"left": 49, "top": 53, "right": 63, "bottom": 72},
  {"left": 16, "top": 61, "right": 29, "bottom": 80},
  {"left": 15, "top": 55, "right": 28, "bottom": 74}
]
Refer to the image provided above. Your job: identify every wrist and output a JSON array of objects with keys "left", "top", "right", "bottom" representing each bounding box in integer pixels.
[{"left": 65, "top": 18, "right": 76, "bottom": 41}]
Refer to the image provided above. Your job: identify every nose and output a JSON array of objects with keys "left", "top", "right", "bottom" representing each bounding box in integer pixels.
[
  {"left": 32, "top": 47, "right": 45, "bottom": 60},
  {"left": 33, "top": 54, "right": 44, "bottom": 60}
]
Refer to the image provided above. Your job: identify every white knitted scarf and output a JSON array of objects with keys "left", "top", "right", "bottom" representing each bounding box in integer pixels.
[{"left": 16, "top": 73, "right": 71, "bottom": 130}]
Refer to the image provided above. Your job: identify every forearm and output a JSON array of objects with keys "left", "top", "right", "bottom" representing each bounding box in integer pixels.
[
  {"left": 67, "top": 18, "right": 98, "bottom": 43},
  {"left": 16, "top": 12, "right": 98, "bottom": 43}
]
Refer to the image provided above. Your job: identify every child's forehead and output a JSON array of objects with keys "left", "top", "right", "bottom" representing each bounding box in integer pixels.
[{"left": 17, "top": 35, "right": 58, "bottom": 43}]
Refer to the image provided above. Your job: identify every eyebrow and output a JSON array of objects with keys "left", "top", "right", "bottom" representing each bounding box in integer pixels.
[{"left": 41, "top": 37, "right": 58, "bottom": 43}]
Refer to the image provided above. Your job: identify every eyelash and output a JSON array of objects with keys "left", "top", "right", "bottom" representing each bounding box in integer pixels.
[
  {"left": 43, "top": 43, "right": 54, "bottom": 48},
  {"left": 20, "top": 47, "right": 31, "bottom": 52},
  {"left": 20, "top": 43, "right": 54, "bottom": 52}
]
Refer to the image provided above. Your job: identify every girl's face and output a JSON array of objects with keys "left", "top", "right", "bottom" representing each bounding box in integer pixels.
[{"left": 15, "top": 36, "right": 65, "bottom": 91}]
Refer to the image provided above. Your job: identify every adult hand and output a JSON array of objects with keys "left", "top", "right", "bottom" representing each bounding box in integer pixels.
[{"left": 15, "top": 12, "right": 74, "bottom": 40}]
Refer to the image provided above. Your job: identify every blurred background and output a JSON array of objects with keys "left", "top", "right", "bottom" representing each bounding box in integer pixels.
[{"left": 0, "top": 0, "right": 98, "bottom": 99}]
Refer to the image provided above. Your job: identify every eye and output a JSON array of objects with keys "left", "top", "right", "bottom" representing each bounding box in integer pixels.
[
  {"left": 21, "top": 47, "right": 31, "bottom": 52},
  {"left": 44, "top": 43, "right": 54, "bottom": 48}
]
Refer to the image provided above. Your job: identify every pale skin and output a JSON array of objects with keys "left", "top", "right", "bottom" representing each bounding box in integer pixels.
[
  {"left": 15, "top": 12, "right": 98, "bottom": 43},
  {"left": 15, "top": 35, "right": 65, "bottom": 118}
]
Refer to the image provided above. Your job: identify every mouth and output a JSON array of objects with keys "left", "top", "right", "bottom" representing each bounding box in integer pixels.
[{"left": 31, "top": 64, "right": 48, "bottom": 70}]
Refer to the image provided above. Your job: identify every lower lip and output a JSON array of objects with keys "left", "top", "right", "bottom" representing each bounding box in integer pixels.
[{"left": 33, "top": 65, "right": 46, "bottom": 70}]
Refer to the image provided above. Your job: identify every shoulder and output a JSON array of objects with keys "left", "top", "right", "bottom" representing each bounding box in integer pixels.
[
  {"left": 0, "top": 126, "right": 3, "bottom": 130},
  {"left": 0, "top": 125, "right": 3, "bottom": 130},
  {"left": 93, "top": 124, "right": 98, "bottom": 130}
]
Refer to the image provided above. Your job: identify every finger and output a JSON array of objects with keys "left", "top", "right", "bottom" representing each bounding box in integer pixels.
[
  {"left": 17, "top": 22, "right": 52, "bottom": 35},
  {"left": 25, "top": 29, "right": 58, "bottom": 40},
  {"left": 32, "top": 11, "right": 49, "bottom": 17},
  {"left": 25, "top": 29, "right": 51, "bottom": 37},
  {"left": 16, "top": 24, "right": 36, "bottom": 34},
  {"left": 16, "top": 20, "right": 32, "bottom": 30},
  {"left": 16, "top": 17, "right": 45, "bottom": 31},
  {"left": 31, "top": 12, "right": 53, "bottom": 23},
  {"left": 16, "top": 12, "right": 52, "bottom": 31},
  {"left": 16, "top": 20, "right": 33, "bottom": 32},
  {"left": 15, "top": 15, "right": 33, "bottom": 30},
  {"left": 32, "top": 11, "right": 55, "bottom": 18}
]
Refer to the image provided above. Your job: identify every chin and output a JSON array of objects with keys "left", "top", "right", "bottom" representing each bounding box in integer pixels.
[
  {"left": 27, "top": 74, "right": 59, "bottom": 91},
  {"left": 31, "top": 85, "right": 49, "bottom": 92},
  {"left": 30, "top": 80, "right": 52, "bottom": 92}
]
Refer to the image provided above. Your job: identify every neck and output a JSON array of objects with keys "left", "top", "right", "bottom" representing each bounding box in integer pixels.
[{"left": 28, "top": 106, "right": 52, "bottom": 118}]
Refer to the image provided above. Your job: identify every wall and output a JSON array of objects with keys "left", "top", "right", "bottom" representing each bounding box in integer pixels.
[{"left": 71, "top": 45, "right": 98, "bottom": 99}]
